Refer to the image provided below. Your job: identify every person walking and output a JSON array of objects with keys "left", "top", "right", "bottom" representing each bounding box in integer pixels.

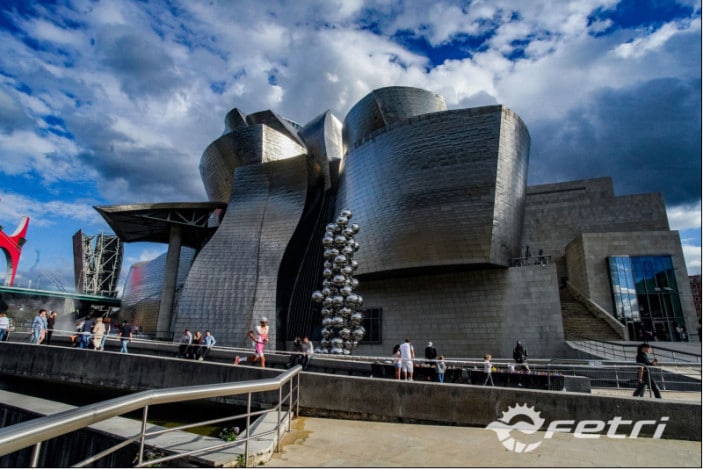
[
  {"left": 399, "top": 338, "right": 415, "bottom": 381},
  {"left": 92, "top": 316, "right": 105, "bottom": 350},
  {"left": 512, "top": 340, "right": 529, "bottom": 371},
  {"left": 45, "top": 311, "right": 57, "bottom": 345},
  {"left": 199, "top": 330, "right": 216, "bottom": 361},
  {"left": 0, "top": 313, "right": 9, "bottom": 342},
  {"left": 435, "top": 355, "right": 447, "bottom": 383},
  {"left": 99, "top": 318, "right": 111, "bottom": 351},
  {"left": 118, "top": 321, "right": 132, "bottom": 353},
  {"left": 424, "top": 341, "right": 437, "bottom": 364},
  {"left": 301, "top": 336, "right": 314, "bottom": 370},
  {"left": 483, "top": 354, "right": 495, "bottom": 386},
  {"left": 30, "top": 309, "right": 48, "bottom": 344},
  {"left": 633, "top": 343, "right": 662, "bottom": 398}
]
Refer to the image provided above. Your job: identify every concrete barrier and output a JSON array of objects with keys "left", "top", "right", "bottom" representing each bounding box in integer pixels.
[{"left": 0, "top": 342, "right": 698, "bottom": 441}]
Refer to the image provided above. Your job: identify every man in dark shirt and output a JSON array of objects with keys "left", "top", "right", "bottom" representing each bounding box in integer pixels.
[
  {"left": 119, "top": 321, "right": 133, "bottom": 353},
  {"left": 633, "top": 343, "right": 661, "bottom": 398},
  {"left": 46, "top": 311, "right": 57, "bottom": 345},
  {"left": 424, "top": 341, "right": 437, "bottom": 365},
  {"left": 512, "top": 340, "right": 529, "bottom": 371}
]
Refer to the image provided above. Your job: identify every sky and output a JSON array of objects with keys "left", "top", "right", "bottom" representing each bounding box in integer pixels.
[{"left": 0, "top": 0, "right": 700, "bottom": 294}]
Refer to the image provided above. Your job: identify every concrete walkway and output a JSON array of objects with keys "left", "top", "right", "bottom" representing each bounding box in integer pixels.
[
  {"left": 266, "top": 388, "right": 701, "bottom": 468},
  {"left": 265, "top": 415, "right": 702, "bottom": 468}
]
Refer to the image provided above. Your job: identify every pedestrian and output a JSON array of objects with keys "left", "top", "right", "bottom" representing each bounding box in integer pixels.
[
  {"left": 92, "top": 316, "right": 105, "bottom": 350},
  {"left": 633, "top": 343, "right": 662, "bottom": 398},
  {"left": 483, "top": 354, "right": 494, "bottom": 386},
  {"left": 424, "top": 341, "right": 437, "bottom": 364},
  {"left": 178, "top": 329, "right": 193, "bottom": 357},
  {"left": 79, "top": 316, "right": 93, "bottom": 349},
  {"left": 188, "top": 330, "right": 204, "bottom": 359},
  {"left": 435, "top": 355, "right": 447, "bottom": 383},
  {"left": 199, "top": 330, "right": 216, "bottom": 361},
  {"left": 512, "top": 340, "right": 529, "bottom": 371},
  {"left": 30, "top": 309, "right": 48, "bottom": 345},
  {"left": 301, "top": 336, "right": 314, "bottom": 370},
  {"left": 392, "top": 344, "right": 401, "bottom": 379},
  {"left": 399, "top": 338, "right": 415, "bottom": 381},
  {"left": 235, "top": 317, "right": 269, "bottom": 368},
  {"left": 118, "top": 320, "right": 132, "bottom": 353},
  {"left": 45, "top": 311, "right": 57, "bottom": 345},
  {"left": 0, "top": 312, "right": 9, "bottom": 342},
  {"left": 288, "top": 337, "right": 303, "bottom": 368},
  {"left": 99, "top": 318, "right": 111, "bottom": 350}
]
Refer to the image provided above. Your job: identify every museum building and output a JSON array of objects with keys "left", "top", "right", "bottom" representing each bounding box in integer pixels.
[{"left": 100, "top": 86, "right": 697, "bottom": 358}]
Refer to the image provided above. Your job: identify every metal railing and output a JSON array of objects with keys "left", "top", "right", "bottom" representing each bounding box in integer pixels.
[
  {"left": 0, "top": 365, "right": 302, "bottom": 467},
  {"left": 568, "top": 336, "right": 702, "bottom": 363}
]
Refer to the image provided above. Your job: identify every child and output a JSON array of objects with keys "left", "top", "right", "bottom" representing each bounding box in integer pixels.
[
  {"left": 435, "top": 355, "right": 447, "bottom": 383},
  {"left": 483, "top": 354, "right": 494, "bottom": 386}
]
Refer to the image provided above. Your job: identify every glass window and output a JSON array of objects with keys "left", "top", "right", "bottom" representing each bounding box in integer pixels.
[
  {"left": 608, "top": 255, "right": 684, "bottom": 341},
  {"left": 361, "top": 307, "right": 382, "bottom": 344}
]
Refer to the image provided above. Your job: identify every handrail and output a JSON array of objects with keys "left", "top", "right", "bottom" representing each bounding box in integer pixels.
[
  {"left": 571, "top": 336, "right": 701, "bottom": 363},
  {"left": 566, "top": 281, "right": 627, "bottom": 339},
  {"left": 0, "top": 365, "right": 302, "bottom": 462}
]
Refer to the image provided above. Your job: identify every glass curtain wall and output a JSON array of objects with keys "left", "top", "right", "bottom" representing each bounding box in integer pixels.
[{"left": 608, "top": 255, "right": 686, "bottom": 341}]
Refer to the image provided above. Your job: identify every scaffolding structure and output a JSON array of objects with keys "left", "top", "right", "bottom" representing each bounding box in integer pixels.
[{"left": 72, "top": 230, "right": 123, "bottom": 299}]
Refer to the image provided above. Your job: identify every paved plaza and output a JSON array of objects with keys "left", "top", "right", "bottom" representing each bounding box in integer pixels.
[
  {"left": 265, "top": 414, "right": 701, "bottom": 468},
  {"left": 265, "top": 389, "right": 701, "bottom": 468}
]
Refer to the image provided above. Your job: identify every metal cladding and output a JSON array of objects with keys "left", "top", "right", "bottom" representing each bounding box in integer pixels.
[
  {"left": 342, "top": 86, "right": 447, "bottom": 150},
  {"left": 336, "top": 105, "right": 530, "bottom": 273},
  {"left": 120, "top": 86, "right": 533, "bottom": 352},
  {"left": 299, "top": 111, "right": 344, "bottom": 191},
  {"left": 174, "top": 155, "right": 321, "bottom": 348},
  {"left": 200, "top": 120, "right": 307, "bottom": 203}
]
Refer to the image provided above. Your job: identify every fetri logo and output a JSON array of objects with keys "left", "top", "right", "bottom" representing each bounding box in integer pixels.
[
  {"left": 486, "top": 403, "right": 669, "bottom": 453},
  {"left": 486, "top": 404, "right": 545, "bottom": 453}
]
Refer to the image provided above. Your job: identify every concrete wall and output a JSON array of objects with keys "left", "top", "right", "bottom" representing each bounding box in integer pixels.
[
  {"left": 0, "top": 343, "right": 697, "bottom": 441},
  {"left": 565, "top": 231, "right": 698, "bottom": 337},
  {"left": 356, "top": 263, "right": 566, "bottom": 358},
  {"left": 522, "top": 178, "right": 669, "bottom": 263}
]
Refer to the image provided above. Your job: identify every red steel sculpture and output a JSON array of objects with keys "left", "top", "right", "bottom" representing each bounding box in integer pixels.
[{"left": 0, "top": 217, "right": 29, "bottom": 286}]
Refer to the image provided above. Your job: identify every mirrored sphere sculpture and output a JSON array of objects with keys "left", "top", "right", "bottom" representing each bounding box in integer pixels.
[{"left": 310, "top": 209, "right": 365, "bottom": 353}]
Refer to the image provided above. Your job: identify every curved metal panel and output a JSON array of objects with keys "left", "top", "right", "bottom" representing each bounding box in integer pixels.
[
  {"left": 298, "top": 110, "right": 343, "bottom": 191},
  {"left": 175, "top": 155, "right": 313, "bottom": 347},
  {"left": 199, "top": 125, "right": 307, "bottom": 203},
  {"left": 342, "top": 86, "right": 447, "bottom": 150},
  {"left": 335, "top": 105, "right": 530, "bottom": 275}
]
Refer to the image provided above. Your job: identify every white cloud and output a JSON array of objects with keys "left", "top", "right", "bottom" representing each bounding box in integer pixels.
[
  {"left": 668, "top": 201, "right": 702, "bottom": 231},
  {"left": 682, "top": 241, "right": 702, "bottom": 276}
]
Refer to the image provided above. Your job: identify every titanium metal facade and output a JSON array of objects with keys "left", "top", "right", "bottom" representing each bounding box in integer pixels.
[{"left": 116, "top": 86, "right": 697, "bottom": 356}]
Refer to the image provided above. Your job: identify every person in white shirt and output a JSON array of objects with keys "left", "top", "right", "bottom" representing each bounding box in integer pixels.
[
  {"left": 399, "top": 338, "right": 415, "bottom": 381},
  {"left": 235, "top": 317, "right": 270, "bottom": 367},
  {"left": 301, "top": 336, "right": 314, "bottom": 370},
  {"left": 178, "top": 329, "right": 193, "bottom": 357},
  {"left": 483, "top": 354, "right": 494, "bottom": 386},
  {"left": 0, "top": 313, "right": 9, "bottom": 341}
]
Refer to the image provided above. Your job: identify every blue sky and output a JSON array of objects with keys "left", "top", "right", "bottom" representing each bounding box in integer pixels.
[{"left": 0, "top": 0, "right": 700, "bottom": 292}]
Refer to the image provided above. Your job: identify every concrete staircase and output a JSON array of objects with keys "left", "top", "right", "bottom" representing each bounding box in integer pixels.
[{"left": 560, "top": 287, "right": 621, "bottom": 341}]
